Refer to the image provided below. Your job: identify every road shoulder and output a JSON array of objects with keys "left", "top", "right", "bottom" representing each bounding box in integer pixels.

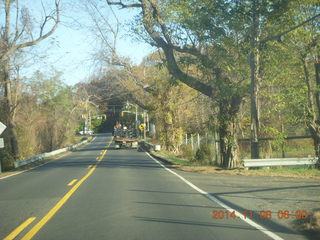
[{"left": 148, "top": 150, "right": 320, "bottom": 240}]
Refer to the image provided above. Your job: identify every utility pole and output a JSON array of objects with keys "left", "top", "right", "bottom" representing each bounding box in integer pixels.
[
  {"left": 250, "top": 0, "right": 261, "bottom": 159},
  {"left": 135, "top": 104, "right": 138, "bottom": 136},
  {"left": 143, "top": 110, "right": 147, "bottom": 140},
  {"left": 88, "top": 111, "right": 91, "bottom": 134},
  {"left": 124, "top": 101, "right": 149, "bottom": 139}
]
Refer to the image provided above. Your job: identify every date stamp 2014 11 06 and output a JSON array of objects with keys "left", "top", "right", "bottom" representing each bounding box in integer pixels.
[{"left": 211, "top": 210, "right": 308, "bottom": 220}]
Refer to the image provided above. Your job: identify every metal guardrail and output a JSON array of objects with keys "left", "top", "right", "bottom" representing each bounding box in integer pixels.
[
  {"left": 139, "top": 141, "right": 161, "bottom": 152},
  {"left": 139, "top": 141, "right": 154, "bottom": 151},
  {"left": 14, "top": 139, "right": 90, "bottom": 168},
  {"left": 243, "top": 157, "right": 318, "bottom": 169}
]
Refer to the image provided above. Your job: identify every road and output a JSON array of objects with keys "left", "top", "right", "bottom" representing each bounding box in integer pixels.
[{"left": 0, "top": 133, "right": 318, "bottom": 240}]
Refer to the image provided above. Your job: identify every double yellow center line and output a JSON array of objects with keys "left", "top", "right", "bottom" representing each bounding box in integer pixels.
[
  {"left": 4, "top": 138, "right": 113, "bottom": 240},
  {"left": 21, "top": 165, "right": 98, "bottom": 240},
  {"left": 96, "top": 150, "right": 107, "bottom": 162},
  {"left": 3, "top": 218, "right": 36, "bottom": 240}
]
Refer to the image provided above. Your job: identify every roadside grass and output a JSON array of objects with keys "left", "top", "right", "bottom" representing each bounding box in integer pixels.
[
  {"left": 151, "top": 150, "right": 320, "bottom": 179},
  {"left": 152, "top": 150, "right": 192, "bottom": 166},
  {"left": 241, "top": 148, "right": 315, "bottom": 159},
  {"left": 67, "top": 135, "right": 90, "bottom": 146},
  {"left": 240, "top": 138, "right": 315, "bottom": 159},
  {"left": 246, "top": 165, "right": 320, "bottom": 175},
  {"left": 240, "top": 166, "right": 320, "bottom": 179}
]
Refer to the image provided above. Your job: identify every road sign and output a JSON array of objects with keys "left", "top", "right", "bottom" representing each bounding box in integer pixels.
[
  {"left": 0, "top": 121, "right": 6, "bottom": 135},
  {"left": 0, "top": 138, "right": 3, "bottom": 148},
  {"left": 139, "top": 124, "right": 146, "bottom": 131}
]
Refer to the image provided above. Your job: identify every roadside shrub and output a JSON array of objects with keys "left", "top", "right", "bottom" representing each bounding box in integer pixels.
[
  {"left": 192, "top": 144, "right": 213, "bottom": 165},
  {"left": 0, "top": 149, "right": 15, "bottom": 171},
  {"left": 179, "top": 144, "right": 195, "bottom": 160}
]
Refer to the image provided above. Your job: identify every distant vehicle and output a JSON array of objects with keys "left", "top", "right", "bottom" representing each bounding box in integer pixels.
[
  {"left": 113, "top": 124, "right": 138, "bottom": 149},
  {"left": 78, "top": 130, "right": 94, "bottom": 135}
]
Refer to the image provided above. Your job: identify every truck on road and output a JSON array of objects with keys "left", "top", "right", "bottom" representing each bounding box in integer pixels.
[{"left": 113, "top": 125, "right": 139, "bottom": 149}]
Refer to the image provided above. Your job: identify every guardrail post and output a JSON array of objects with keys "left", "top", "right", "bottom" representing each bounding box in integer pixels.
[
  {"left": 155, "top": 145, "right": 161, "bottom": 151},
  {"left": 191, "top": 135, "right": 194, "bottom": 150}
]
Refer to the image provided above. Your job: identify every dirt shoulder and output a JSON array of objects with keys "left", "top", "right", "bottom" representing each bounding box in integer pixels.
[{"left": 175, "top": 165, "right": 320, "bottom": 179}]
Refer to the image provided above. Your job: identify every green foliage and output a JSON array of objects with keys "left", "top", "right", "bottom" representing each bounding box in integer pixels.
[
  {"left": 101, "top": 0, "right": 320, "bottom": 165},
  {"left": 247, "top": 166, "right": 320, "bottom": 177},
  {"left": 263, "top": 126, "right": 287, "bottom": 151},
  {"left": 193, "top": 144, "right": 213, "bottom": 165},
  {"left": 143, "top": 63, "right": 204, "bottom": 152},
  {"left": 91, "top": 119, "right": 106, "bottom": 133},
  {"left": 179, "top": 144, "right": 195, "bottom": 160}
]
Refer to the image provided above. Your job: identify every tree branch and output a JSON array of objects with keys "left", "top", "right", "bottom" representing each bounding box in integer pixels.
[
  {"left": 149, "top": 0, "right": 173, "bottom": 45},
  {"left": 105, "top": 0, "right": 217, "bottom": 98},
  {"left": 14, "top": 0, "right": 20, "bottom": 42},
  {"left": 1, "top": 0, "right": 60, "bottom": 61},
  {"left": 261, "top": 13, "right": 320, "bottom": 44},
  {"left": 140, "top": 0, "right": 215, "bottom": 98},
  {"left": 106, "top": 0, "right": 142, "bottom": 9}
]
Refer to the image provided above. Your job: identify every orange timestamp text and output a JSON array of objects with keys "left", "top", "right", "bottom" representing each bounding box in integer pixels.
[{"left": 211, "top": 210, "right": 308, "bottom": 220}]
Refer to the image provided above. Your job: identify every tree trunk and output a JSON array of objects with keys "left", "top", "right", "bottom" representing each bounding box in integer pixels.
[
  {"left": 314, "top": 54, "right": 320, "bottom": 118},
  {"left": 250, "top": 48, "right": 261, "bottom": 159},
  {"left": 219, "top": 121, "right": 239, "bottom": 169},
  {"left": 218, "top": 99, "right": 240, "bottom": 168},
  {"left": 250, "top": 0, "right": 261, "bottom": 159},
  {"left": 302, "top": 55, "right": 320, "bottom": 168},
  {"left": 313, "top": 54, "right": 320, "bottom": 168},
  {"left": 309, "top": 125, "right": 320, "bottom": 168},
  {"left": 3, "top": 59, "right": 20, "bottom": 160}
]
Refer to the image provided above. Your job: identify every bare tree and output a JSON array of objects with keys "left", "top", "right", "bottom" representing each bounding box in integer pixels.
[
  {"left": 85, "top": 0, "right": 133, "bottom": 68},
  {"left": 84, "top": 0, "right": 157, "bottom": 113},
  {"left": 0, "top": 0, "right": 60, "bottom": 159}
]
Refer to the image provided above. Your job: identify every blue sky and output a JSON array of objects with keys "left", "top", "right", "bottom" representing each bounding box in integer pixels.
[{"left": 26, "top": 0, "right": 154, "bottom": 86}]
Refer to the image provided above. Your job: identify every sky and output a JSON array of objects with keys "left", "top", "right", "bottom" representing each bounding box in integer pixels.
[{"left": 23, "top": 0, "right": 154, "bottom": 86}]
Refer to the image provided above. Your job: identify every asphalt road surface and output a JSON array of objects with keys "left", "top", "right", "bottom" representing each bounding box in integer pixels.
[{"left": 0, "top": 134, "right": 318, "bottom": 240}]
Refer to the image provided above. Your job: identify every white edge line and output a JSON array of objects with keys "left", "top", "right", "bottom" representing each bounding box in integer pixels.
[
  {"left": 0, "top": 137, "right": 97, "bottom": 180},
  {"left": 146, "top": 152, "right": 284, "bottom": 240}
]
